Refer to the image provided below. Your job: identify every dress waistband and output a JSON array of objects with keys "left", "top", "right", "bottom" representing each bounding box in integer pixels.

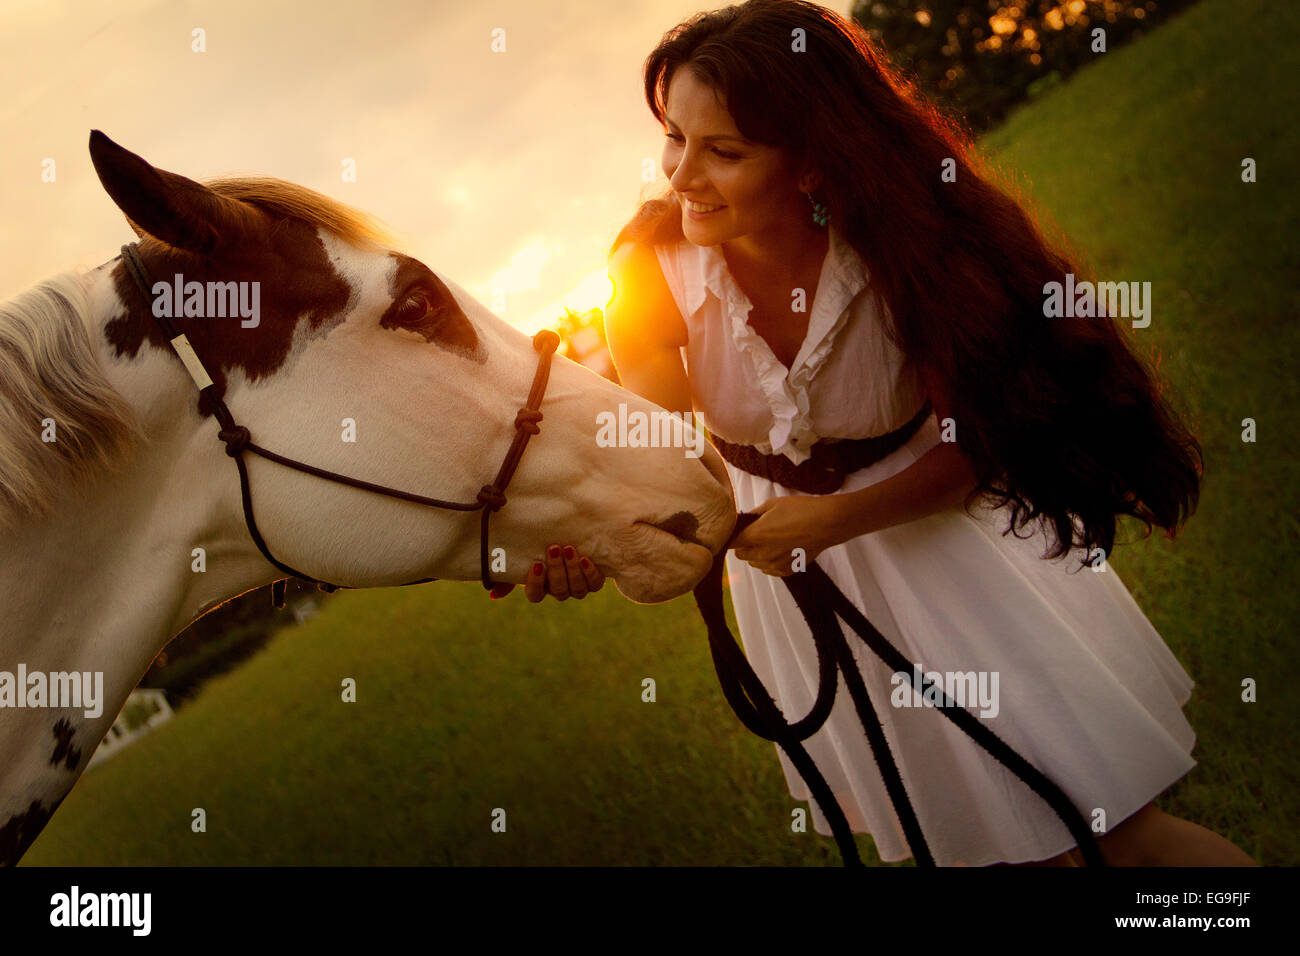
[{"left": 708, "top": 399, "right": 932, "bottom": 495}]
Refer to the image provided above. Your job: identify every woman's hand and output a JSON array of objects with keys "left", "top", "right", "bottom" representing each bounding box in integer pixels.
[
  {"left": 488, "top": 544, "right": 605, "bottom": 602},
  {"left": 730, "top": 495, "right": 849, "bottom": 576}
]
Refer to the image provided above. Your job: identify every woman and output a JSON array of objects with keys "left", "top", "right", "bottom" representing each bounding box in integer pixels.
[{"left": 497, "top": 0, "right": 1255, "bottom": 866}]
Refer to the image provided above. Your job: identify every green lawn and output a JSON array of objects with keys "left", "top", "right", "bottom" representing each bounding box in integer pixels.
[
  {"left": 25, "top": 0, "right": 1297, "bottom": 865},
  {"left": 978, "top": 0, "right": 1299, "bottom": 866}
]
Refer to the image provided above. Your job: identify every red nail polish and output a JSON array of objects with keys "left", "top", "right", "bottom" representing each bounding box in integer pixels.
[
  {"left": 563, "top": 545, "right": 576, "bottom": 560},
  {"left": 547, "top": 545, "right": 560, "bottom": 559},
  {"left": 532, "top": 562, "right": 544, "bottom": 575},
  {"left": 580, "top": 557, "right": 590, "bottom": 569}
]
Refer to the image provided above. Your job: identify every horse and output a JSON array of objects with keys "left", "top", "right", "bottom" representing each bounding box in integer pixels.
[{"left": 0, "top": 130, "right": 736, "bottom": 865}]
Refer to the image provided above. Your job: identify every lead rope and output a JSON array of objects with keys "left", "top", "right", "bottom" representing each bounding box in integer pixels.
[
  {"left": 692, "top": 512, "right": 1106, "bottom": 868},
  {"left": 119, "top": 243, "right": 559, "bottom": 608}
]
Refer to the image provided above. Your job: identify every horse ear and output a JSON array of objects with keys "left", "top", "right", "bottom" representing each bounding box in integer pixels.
[{"left": 88, "top": 130, "right": 260, "bottom": 256}]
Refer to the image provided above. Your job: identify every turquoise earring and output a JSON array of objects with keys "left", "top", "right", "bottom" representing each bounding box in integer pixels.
[{"left": 804, "top": 189, "right": 829, "bottom": 227}]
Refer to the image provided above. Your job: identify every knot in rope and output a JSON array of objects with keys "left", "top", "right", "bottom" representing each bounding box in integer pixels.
[
  {"left": 514, "top": 408, "right": 543, "bottom": 435},
  {"left": 219, "top": 425, "right": 252, "bottom": 457},
  {"left": 477, "top": 484, "right": 507, "bottom": 511}
]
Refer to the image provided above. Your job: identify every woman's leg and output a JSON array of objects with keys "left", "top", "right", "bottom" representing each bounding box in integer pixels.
[
  {"left": 1095, "top": 802, "right": 1257, "bottom": 866},
  {"left": 988, "top": 803, "right": 1256, "bottom": 866}
]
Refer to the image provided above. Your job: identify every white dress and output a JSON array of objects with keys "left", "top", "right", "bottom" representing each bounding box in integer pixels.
[{"left": 654, "top": 225, "right": 1198, "bottom": 866}]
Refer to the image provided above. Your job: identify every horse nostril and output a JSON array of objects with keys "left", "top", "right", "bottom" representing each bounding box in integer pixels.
[{"left": 647, "top": 511, "right": 702, "bottom": 546}]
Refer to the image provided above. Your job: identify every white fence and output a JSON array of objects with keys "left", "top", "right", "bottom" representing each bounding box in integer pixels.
[{"left": 87, "top": 688, "right": 174, "bottom": 770}]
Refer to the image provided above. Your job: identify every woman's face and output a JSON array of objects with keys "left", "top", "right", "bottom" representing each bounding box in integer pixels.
[{"left": 660, "top": 66, "right": 809, "bottom": 248}]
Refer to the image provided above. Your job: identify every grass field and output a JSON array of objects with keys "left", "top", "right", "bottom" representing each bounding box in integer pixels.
[{"left": 25, "top": 0, "right": 1298, "bottom": 865}]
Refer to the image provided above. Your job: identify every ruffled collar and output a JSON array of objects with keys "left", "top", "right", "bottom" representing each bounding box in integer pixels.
[
  {"left": 678, "top": 225, "right": 871, "bottom": 464},
  {"left": 681, "top": 225, "right": 868, "bottom": 323}
]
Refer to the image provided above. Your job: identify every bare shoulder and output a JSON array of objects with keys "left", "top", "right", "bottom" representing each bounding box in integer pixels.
[{"left": 606, "top": 241, "right": 687, "bottom": 349}]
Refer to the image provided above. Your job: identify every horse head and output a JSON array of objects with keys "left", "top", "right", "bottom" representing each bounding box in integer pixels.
[{"left": 86, "top": 130, "right": 736, "bottom": 606}]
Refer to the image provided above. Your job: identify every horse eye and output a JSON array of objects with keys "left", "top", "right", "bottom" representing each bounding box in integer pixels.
[
  {"left": 395, "top": 291, "right": 433, "bottom": 324},
  {"left": 379, "top": 276, "right": 478, "bottom": 353}
]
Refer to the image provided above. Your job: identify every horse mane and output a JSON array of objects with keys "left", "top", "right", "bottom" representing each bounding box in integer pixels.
[
  {"left": 0, "top": 270, "right": 146, "bottom": 530},
  {"left": 202, "top": 176, "right": 401, "bottom": 251}
]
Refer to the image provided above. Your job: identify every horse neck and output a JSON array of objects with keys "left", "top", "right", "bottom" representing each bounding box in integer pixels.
[
  {"left": 0, "top": 262, "right": 276, "bottom": 834},
  {"left": 0, "top": 428, "right": 272, "bottom": 690}
]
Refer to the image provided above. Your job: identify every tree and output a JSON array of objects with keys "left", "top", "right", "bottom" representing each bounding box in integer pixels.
[{"left": 853, "top": 0, "right": 1199, "bottom": 132}]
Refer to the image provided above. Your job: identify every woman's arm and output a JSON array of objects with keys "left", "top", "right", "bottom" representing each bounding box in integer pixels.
[
  {"left": 603, "top": 241, "right": 693, "bottom": 415},
  {"left": 830, "top": 363, "right": 980, "bottom": 542},
  {"left": 733, "top": 441, "right": 981, "bottom": 574},
  {"left": 828, "top": 440, "right": 980, "bottom": 542},
  {"left": 733, "top": 366, "right": 984, "bottom": 573}
]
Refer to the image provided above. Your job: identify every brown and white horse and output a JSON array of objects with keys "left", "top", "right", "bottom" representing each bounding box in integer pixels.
[{"left": 0, "top": 131, "right": 734, "bottom": 864}]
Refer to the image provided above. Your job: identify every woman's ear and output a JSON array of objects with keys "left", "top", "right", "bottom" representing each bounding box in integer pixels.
[{"left": 797, "top": 166, "right": 823, "bottom": 195}]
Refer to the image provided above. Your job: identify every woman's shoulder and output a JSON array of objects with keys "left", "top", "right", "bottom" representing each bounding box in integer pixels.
[
  {"left": 606, "top": 239, "right": 688, "bottom": 350},
  {"left": 609, "top": 238, "right": 678, "bottom": 294}
]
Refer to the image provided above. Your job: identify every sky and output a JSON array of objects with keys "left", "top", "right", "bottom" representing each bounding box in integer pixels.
[{"left": 0, "top": 0, "right": 851, "bottom": 334}]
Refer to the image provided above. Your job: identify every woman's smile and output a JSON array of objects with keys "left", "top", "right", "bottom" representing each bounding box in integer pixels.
[{"left": 684, "top": 197, "right": 726, "bottom": 217}]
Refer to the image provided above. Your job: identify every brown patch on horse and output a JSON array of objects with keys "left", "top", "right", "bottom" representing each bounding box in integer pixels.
[
  {"left": 0, "top": 800, "right": 52, "bottom": 866},
  {"left": 50, "top": 718, "right": 81, "bottom": 770},
  {"left": 105, "top": 212, "right": 353, "bottom": 420}
]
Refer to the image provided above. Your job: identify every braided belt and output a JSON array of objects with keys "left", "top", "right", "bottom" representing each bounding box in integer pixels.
[{"left": 708, "top": 399, "right": 932, "bottom": 494}]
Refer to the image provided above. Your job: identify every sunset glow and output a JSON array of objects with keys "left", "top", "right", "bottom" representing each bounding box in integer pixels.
[{"left": 520, "top": 264, "right": 617, "bottom": 336}]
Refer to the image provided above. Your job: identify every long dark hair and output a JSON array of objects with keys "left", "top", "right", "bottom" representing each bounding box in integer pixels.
[{"left": 612, "top": 0, "right": 1201, "bottom": 567}]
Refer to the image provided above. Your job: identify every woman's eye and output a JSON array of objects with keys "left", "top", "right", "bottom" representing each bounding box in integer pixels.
[{"left": 664, "top": 132, "right": 738, "bottom": 161}]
